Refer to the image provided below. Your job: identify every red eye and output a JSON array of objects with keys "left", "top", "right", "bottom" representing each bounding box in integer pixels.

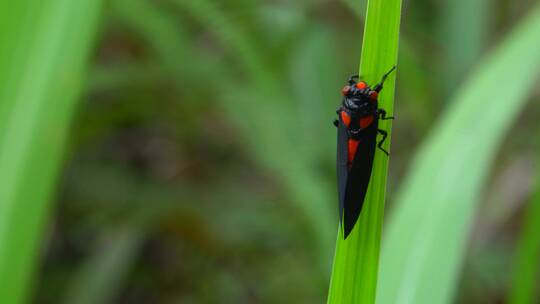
[
  {"left": 356, "top": 81, "right": 367, "bottom": 89},
  {"left": 369, "top": 91, "right": 378, "bottom": 99},
  {"left": 341, "top": 85, "right": 351, "bottom": 96}
]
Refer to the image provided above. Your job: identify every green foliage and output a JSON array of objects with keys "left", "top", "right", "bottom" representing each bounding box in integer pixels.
[
  {"left": 327, "top": 0, "right": 402, "bottom": 303},
  {"left": 439, "top": 0, "right": 491, "bottom": 92},
  {"left": 64, "top": 228, "right": 143, "bottom": 304},
  {"left": 0, "top": 0, "right": 537, "bottom": 303},
  {"left": 0, "top": 1, "right": 103, "bottom": 303},
  {"left": 168, "top": 0, "right": 336, "bottom": 264},
  {"left": 509, "top": 171, "right": 540, "bottom": 304},
  {"left": 377, "top": 4, "right": 540, "bottom": 304}
]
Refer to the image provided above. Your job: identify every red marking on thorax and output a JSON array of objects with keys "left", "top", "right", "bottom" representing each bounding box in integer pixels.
[
  {"left": 341, "top": 111, "right": 351, "bottom": 127},
  {"left": 359, "top": 116, "right": 374, "bottom": 128}
]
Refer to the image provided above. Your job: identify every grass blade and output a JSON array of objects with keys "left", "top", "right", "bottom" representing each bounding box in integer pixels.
[
  {"left": 509, "top": 173, "right": 540, "bottom": 304},
  {"left": 327, "top": 0, "right": 403, "bottom": 302},
  {"left": 0, "top": 1, "right": 103, "bottom": 303},
  {"left": 64, "top": 228, "right": 144, "bottom": 304},
  {"left": 377, "top": 4, "right": 540, "bottom": 304}
]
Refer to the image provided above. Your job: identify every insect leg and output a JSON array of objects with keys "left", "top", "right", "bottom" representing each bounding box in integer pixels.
[
  {"left": 377, "top": 109, "right": 394, "bottom": 120},
  {"left": 334, "top": 108, "right": 343, "bottom": 127},
  {"left": 377, "top": 129, "right": 390, "bottom": 155}
]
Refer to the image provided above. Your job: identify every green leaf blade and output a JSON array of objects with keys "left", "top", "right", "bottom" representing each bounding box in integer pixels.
[
  {"left": 327, "top": 0, "right": 403, "bottom": 302},
  {"left": 509, "top": 175, "right": 540, "bottom": 304},
  {"left": 377, "top": 4, "right": 540, "bottom": 304},
  {"left": 0, "top": 1, "right": 103, "bottom": 303}
]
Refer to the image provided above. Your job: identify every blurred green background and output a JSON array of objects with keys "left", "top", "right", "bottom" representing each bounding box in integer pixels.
[{"left": 7, "top": 0, "right": 538, "bottom": 303}]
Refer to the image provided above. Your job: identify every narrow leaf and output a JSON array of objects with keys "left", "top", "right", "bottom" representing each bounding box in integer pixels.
[
  {"left": 509, "top": 171, "right": 540, "bottom": 304},
  {"left": 377, "top": 5, "right": 540, "bottom": 304},
  {"left": 0, "top": 1, "right": 103, "bottom": 303},
  {"left": 327, "top": 0, "right": 403, "bottom": 302}
]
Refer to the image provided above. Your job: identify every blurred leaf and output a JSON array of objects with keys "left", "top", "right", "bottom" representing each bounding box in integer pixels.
[
  {"left": 64, "top": 163, "right": 291, "bottom": 236},
  {"left": 473, "top": 156, "right": 535, "bottom": 245},
  {"left": 439, "top": 0, "right": 491, "bottom": 93},
  {"left": 341, "top": 0, "right": 367, "bottom": 20},
  {"left": 64, "top": 228, "right": 143, "bottom": 304},
  {"left": 169, "top": 0, "right": 273, "bottom": 88},
  {"left": 377, "top": 5, "right": 540, "bottom": 304},
  {"left": 110, "top": 0, "right": 223, "bottom": 91},
  {"left": 89, "top": 63, "right": 167, "bottom": 92},
  {"left": 458, "top": 242, "right": 511, "bottom": 304},
  {"left": 0, "top": 1, "right": 103, "bottom": 303},
  {"left": 509, "top": 161, "right": 540, "bottom": 304},
  {"left": 289, "top": 27, "right": 341, "bottom": 165},
  {"left": 170, "top": 0, "right": 337, "bottom": 267},
  {"left": 327, "top": 0, "right": 402, "bottom": 302},
  {"left": 396, "top": 39, "right": 435, "bottom": 131}
]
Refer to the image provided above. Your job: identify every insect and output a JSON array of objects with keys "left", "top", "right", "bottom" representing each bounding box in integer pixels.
[{"left": 334, "top": 66, "right": 396, "bottom": 239}]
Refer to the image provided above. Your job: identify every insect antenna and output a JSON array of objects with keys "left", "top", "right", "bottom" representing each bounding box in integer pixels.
[
  {"left": 373, "top": 65, "right": 396, "bottom": 92},
  {"left": 348, "top": 74, "right": 360, "bottom": 85}
]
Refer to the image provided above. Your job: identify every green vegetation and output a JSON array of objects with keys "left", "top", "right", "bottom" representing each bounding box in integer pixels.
[
  {"left": 0, "top": 0, "right": 539, "bottom": 303},
  {"left": 510, "top": 165, "right": 540, "bottom": 304},
  {"left": 377, "top": 4, "right": 540, "bottom": 303},
  {"left": 0, "top": 1, "right": 103, "bottom": 303},
  {"left": 327, "top": 0, "right": 402, "bottom": 302}
]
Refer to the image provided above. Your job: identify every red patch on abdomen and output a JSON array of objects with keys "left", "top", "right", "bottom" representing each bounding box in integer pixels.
[
  {"left": 348, "top": 139, "right": 359, "bottom": 167},
  {"left": 340, "top": 111, "right": 372, "bottom": 167}
]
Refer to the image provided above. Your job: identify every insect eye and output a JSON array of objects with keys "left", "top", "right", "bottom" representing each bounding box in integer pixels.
[
  {"left": 341, "top": 85, "right": 351, "bottom": 96},
  {"left": 369, "top": 91, "right": 378, "bottom": 99},
  {"left": 356, "top": 81, "right": 367, "bottom": 89}
]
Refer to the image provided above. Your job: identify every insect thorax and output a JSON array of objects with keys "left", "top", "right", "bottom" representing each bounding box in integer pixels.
[{"left": 342, "top": 95, "right": 377, "bottom": 118}]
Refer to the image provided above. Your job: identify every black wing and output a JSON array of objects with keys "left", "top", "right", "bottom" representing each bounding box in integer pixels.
[
  {"left": 336, "top": 113, "right": 349, "bottom": 229},
  {"left": 337, "top": 118, "right": 378, "bottom": 239}
]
